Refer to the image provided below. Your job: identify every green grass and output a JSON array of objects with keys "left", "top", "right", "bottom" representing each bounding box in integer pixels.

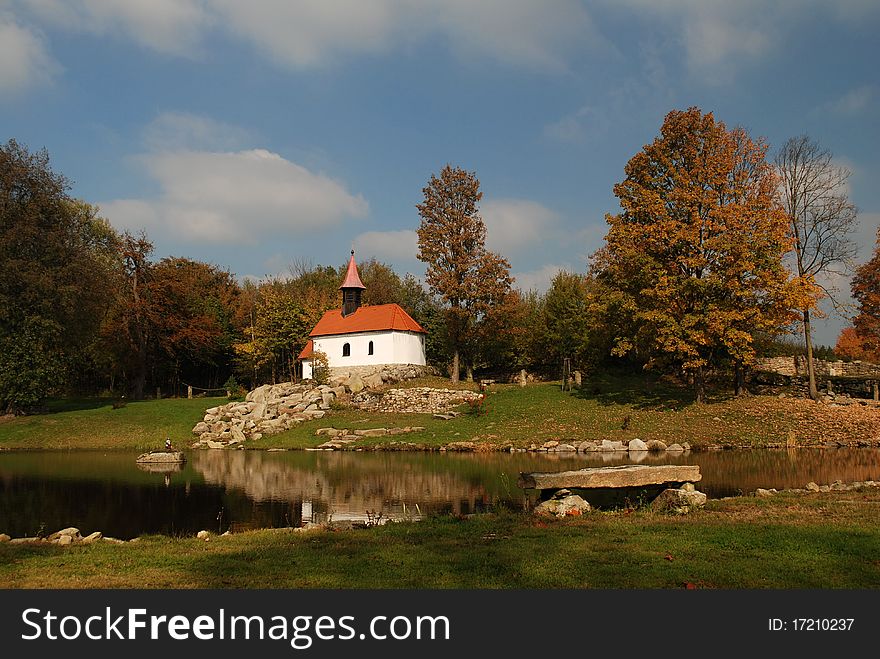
[
  {"left": 0, "top": 397, "right": 226, "bottom": 450},
  {"left": 2, "top": 490, "right": 879, "bottom": 588},
  {"left": 2, "top": 372, "right": 877, "bottom": 451}
]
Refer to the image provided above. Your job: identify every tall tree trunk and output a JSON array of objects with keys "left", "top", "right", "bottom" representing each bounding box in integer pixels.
[
  {"left": 734, "top": 361, "right": 745, "bottom": 397},
  {"left": 803, "top": 308, "right": 818, "bottom": 400},
  {"left": 451, "top": 350, "right": 460, "bottom": 384},
  {"left": 694, "top": 365, "right": 705, "bottom": 404}
]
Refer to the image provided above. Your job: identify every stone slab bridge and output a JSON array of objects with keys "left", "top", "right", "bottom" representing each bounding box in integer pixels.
[{"left": 517, "top": 464, "right": 701, "bottom": 497}]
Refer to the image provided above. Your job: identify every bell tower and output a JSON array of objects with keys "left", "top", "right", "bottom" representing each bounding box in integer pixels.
[{"left": 339, "top": 249, "right": 366, "bottom": 317}]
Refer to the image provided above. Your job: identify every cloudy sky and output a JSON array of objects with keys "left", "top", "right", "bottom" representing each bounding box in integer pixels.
[{"left": 2, "top": 0, "right": 878, "bottom": 344}]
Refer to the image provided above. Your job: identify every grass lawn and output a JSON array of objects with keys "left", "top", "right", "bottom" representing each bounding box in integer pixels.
[
  {"left": 2, "top": 490, "right": 878, "bottom": 588},
  {"left": 0, "top": 397, "right": 226, "bottom": 450},
  {"left": 1, "top": 373, "right": 877, "bottom": 451}
]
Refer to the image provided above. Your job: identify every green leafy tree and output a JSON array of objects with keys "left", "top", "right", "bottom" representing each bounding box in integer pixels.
[{"left": 0, "top": 140, "right": 119, "bottom": 412}]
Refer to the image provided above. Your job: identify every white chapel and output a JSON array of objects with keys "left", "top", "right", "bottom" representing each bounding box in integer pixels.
[{"left": 299, "top": 251, "right": 427, "bottom": 379}]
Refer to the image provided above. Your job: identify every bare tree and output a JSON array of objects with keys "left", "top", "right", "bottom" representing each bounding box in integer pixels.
[{"left": 775, "top": 135, "right": 858, "bottom": 400}]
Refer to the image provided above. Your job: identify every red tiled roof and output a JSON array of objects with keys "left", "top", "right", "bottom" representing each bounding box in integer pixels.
[
  {"left": 309, "top": 303, "right": 425, "bottom": 337},
  {"left": 298, "top": 339, "right": 313, "bottom": 360},
  {"left": 339, "top": 251, "right": 366, "bottom": 290}
]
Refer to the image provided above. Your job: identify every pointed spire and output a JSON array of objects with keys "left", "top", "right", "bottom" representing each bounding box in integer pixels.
[{"left": 339, "top": 249, "right": 366, "bottom": 290}]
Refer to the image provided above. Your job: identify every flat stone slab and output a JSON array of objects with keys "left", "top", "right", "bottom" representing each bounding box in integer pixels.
[
  {"left": 136, "top": 451, "right": 186, "bottom": 464},
  {"left": 517, "top": 464, "right": 701, "bottom": 491}
]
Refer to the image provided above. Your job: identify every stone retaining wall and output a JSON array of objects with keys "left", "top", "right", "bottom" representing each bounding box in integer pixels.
[{"left": 754, "top": 356, "right": 880, "bottom": 378}]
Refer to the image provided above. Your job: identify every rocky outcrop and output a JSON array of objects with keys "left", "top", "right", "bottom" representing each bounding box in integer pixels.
[
  {"left": 313, "top": 426, "right": 426, "bottom": 449},
  {"left": 136, "top": 451, "right": 185, "bottom": 464},
  {"left": 193, "top": 368, "right": 433, "bottom": 449},
  {"left": 192, "top": 381, "right": 332, "bottom": 448}
]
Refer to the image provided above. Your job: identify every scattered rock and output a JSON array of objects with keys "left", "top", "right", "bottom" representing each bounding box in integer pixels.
[
  {"left": 0, "top": 533, "right": 10, "bottom": 543},
  {"left": 628, "top": 438, "right": 648, "bottom": 451},
  {"left": 600, "top": 439, "right": 626, "bottom": 451},
  {"left": 57, "top": 534, "right": 73, "bottom": 546},
  {"left": 81, "top": 531, "right": 103, "bottom": 544},
  {"left": 755, "top": 488, "right": 777, "bottom": 498},
  {"left": 48, "top": 527, "right": 81, "bottom": 542},
  {"left": 651, "top": 487, "right": 707, "bottom": 514},
  {"left": 542, "top": 441, "right": 559, "bottom": 449},
  {"left": 534, "top": 493, "right": 591, "bottom": 518},
  {"left": 196, "top": 530, "right": 210, "bottom": 541},
  {"left": 646, "top": 440, "right": 667, "bottom": 452},
  {"left": 666, "top": 443, "right": 684, "bottom": 452},
  {"left": 805, "top": 481, "right": 820, "bottom": 492}
]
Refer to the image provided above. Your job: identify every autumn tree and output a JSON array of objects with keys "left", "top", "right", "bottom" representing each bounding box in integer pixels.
[
  {"left": 594, "top": 108, "right": 796, "bottom": 402},
  {"left": 416, "top": 165, "right": 513, "bottom": 382},
  {"left": 149, "top": 257, "right": 240, "bottom": 390},
  {"left": 776, "top": 135, "right": 858, "bottom": 399},
  {"left": 850, "top": 227, "right": 880, "bottom": 359},
  {"left": 835, "top": 327, "right": 878, "bottom": 363},
  {"left": 0, "top": 140, "right": 119, "bottom": 412}
]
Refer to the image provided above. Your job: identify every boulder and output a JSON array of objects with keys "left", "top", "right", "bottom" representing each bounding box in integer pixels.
[
  {"left": 805, "top": 481, "right": 820, "bottom": 492},
  {"left": 628, "top": 438, "right": 648, "bottom": 451},
  {"left": 755, "top": 488, "right": 777, "bottom": 497},
  {"left": 81, "top": 531, "right": 103, "bottom": 544},
  {"left": 666, "top": 443, "right": 684, "bottom": 452},
  {"left": 363, "top": 373, "right": 384, "bottom": 389},
  {"left": 578, "top": 441, "right": 600, "bottom": 452},
  {"left": 355, "top": 428, "right": 388, "bottom": 437},
  {"left": 321, "top": 393, "right": 335, "bottom": 409},
  {"left": 646, "top": 440, "right": 667, "bottom": 452},
  {"left": 0, "top": 533, "right": 10, "bottom": 543},
  {"left": 192, "top": 421, "right": 211, "bottom": 435},
  {"left": 553, "top": 443, "right": 578, "bottom": 452},
  {"left": 348, "top": 375, "right": 365, "bottom": 394},
  {"left": 651, "top": 488, "right": 707, "bottom": 514},
  {"left": 197, "top": 530, "right": 210, "bottom": 540},
  {"left": 48, "top": 527, "right": 81, "bottom": 542},
  {"left": 534, "top": 493, "right": 591, "bottom": 518},
  {"left": 542, "top": 441, "right": 559, "bottom": 449},
  {"left": 600, "top": 439, "right": 626, "bottom": 451},
  {"left": 57, "top": 535, "right": 74, "bottom": 546}
]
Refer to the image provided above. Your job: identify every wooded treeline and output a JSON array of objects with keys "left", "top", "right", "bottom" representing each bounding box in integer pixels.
[{"left": 2, "top": 106, "right": 872, "bottom": 411}]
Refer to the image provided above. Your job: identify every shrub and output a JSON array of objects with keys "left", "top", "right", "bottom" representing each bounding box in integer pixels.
[{"left": 312, "top": 350, "right": 330, "bottom": 385}]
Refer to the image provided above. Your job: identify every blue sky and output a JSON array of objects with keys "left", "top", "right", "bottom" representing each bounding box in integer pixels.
[{"left": 2, "top": 0, "right": 878, "bottom": 345}]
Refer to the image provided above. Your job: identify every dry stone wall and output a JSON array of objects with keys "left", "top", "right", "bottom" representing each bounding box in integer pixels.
[{"left": 754, "top": 356, "right": 880, "bottom": 378}]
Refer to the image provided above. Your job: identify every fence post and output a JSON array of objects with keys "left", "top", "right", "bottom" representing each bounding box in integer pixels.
[{"left": 187, "top": 385, "right": 193, "bottom": 399}]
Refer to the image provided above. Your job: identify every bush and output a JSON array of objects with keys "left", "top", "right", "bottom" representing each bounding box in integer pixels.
[
  {"left": 312, "top": 350, "right": 330, "bottom": 385},
  {"left": 223, "top": 375, "right": 245, "bottom": 400}
]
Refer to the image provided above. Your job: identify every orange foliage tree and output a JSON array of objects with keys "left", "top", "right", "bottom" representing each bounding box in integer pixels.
[
  {"left": 416, "top": 165, "right": 512, "bottom": 382},
  {"left": 594, "top": 108, "right": 806, "bottom": 401},
  {"left": 851, "top": 227, "right": 880, "bottom": 359}
]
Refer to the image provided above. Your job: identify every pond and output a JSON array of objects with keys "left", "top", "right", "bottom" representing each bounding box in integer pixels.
[{"left": 1, "top": 448, "right": 879, "bottom": 539}]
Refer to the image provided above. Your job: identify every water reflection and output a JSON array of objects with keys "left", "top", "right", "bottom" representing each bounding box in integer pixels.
[{"left": 0, "top": 448, "right": 878, "bottom": 538}]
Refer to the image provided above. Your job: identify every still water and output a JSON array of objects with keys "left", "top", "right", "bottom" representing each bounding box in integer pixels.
[{"left": 1, "top": 448, "right": 879, "bottom": 538}]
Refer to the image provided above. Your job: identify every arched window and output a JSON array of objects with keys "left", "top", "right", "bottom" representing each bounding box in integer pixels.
[
  {"left": 342, "top": 343, "right": 350, "bottom": 357},
  {"left": 368, "top": 340, "right": 374, "bottom": 355}
]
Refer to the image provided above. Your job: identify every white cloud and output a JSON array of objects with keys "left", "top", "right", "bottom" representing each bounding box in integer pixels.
[
  {"left": 513, "top": 263, "right": 568, "bottom": 293},
  {"left": 481, "top": 198, "right": 559, "bottom": 255},
  {"left": 102, "top": 148, "right": 368, "bottom": 244},
  {"left": 24, "top": 0, "right": 207, "bottom": 56},
  {"left": 355, "top": 230, "right": 419, "bottom": 263},
  {"left": 17, "top": 0, "right": 596, "bottom": 71},
  {"left": 143, "top": 112, "right": 254, "bottom": 151},
  {"left": 0, "top": 15, "right": 58, "bottom": 95},
  {"left": 821, "top": 85, "right": 877, "bottom": 116}
]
